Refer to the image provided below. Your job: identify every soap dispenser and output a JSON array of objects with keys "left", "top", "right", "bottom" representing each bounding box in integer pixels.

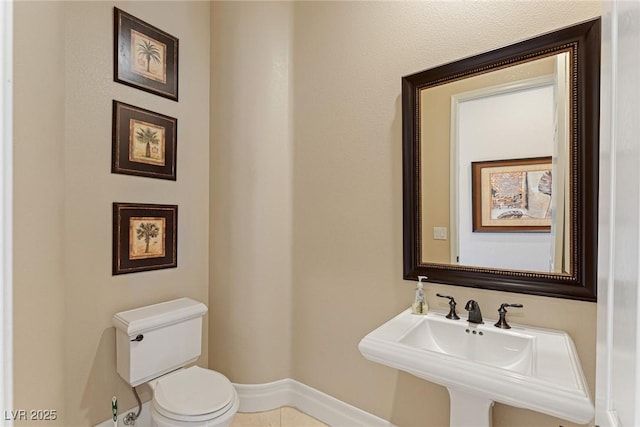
[{"left": 411, "top": 276, "right": 429, "bottom": 315}]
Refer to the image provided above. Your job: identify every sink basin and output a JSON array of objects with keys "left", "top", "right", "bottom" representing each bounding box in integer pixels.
[
  {"left": 398, "top": 314, "right": 535, "bottom": 375},
  {"left": 358, "top": 309, "right": 593, "bottom": 426}
]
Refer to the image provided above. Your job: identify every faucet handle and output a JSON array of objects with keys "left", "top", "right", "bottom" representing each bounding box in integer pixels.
[
  {"left": 494, "top": 303, "right": 523, "bottom": 329},
  {"left": 436, "top": 294, "right": 460, "bottom": 320},
  {"left": 500, "top": 303, "right": 523, "bottom": 309}
]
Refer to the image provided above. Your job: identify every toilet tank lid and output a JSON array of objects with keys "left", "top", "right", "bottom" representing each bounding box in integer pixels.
[{"left": 113, "top": 298, "right": 207, "bottom": 336}]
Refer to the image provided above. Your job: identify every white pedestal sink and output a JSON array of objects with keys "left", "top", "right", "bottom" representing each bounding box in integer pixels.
[{"left": 358, "top": 309, "right": 594, "bottom": 426}]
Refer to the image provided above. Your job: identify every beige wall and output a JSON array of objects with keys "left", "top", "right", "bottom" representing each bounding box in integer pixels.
[
  {"left": 209, "top": 1, "right": 294, "bottom": 383},
  {"left": 13, "top": 2, "right": 66, "bottom": 423},
  {"left": 13, "top": 1, "right": 211, "bottom": 425},
  {"left": 13, "top": 1, "right": 603, "bottom": 427},
  {"left": 209, "top": 1, "right": 600, "bottom": 425},
  {"left": 289, "top": 2, "right": 600, "bottom": 427}
]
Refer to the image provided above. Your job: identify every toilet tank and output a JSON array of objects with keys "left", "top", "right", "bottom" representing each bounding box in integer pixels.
[{"left": 113, "top": 297, "right": 207, "bottom": 387}]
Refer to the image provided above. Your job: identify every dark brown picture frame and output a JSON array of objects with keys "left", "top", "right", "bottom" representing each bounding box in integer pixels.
[
  {"left": 114, "top": 7, "right": 179, "bottom": 101},
  {"left": 112, "top": 100, "right": 177, "bottom": 181},
  {"left": 402, "top": 18, "right": 600, "bottom": 301},
  {"left": 472, "top": 157, "right": 553, "bottom": 232},
  {"left": 113, "top": 203, "right": 178, "bottom": 275}
]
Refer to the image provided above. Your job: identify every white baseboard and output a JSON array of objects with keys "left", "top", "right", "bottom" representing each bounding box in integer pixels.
[
  {"left": 96, "top": 379, "right": 394, "bottom": 427},
  {"left": 233, "top": 378, "right": 395, "bottom": 427}
]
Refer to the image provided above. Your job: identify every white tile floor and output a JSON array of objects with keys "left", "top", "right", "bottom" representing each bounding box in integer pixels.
[{"left": 230, "top": 407, "right": 328, "bottom": 427}]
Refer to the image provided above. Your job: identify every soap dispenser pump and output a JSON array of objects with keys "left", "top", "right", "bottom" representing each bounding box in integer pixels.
[{"left": 412, "top": 276, "right": 429, "bottom": 315}]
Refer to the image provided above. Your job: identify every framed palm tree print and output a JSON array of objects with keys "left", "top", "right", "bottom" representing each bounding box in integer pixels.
[
  {"left": 112, "top": 101, "right": 177, "bottom": 180},
  {"left": 114, "top": 8, "right": 179, "bottom": 101},
  {"left": 113, "top": 203, "right": 178, "bottom": 275}
]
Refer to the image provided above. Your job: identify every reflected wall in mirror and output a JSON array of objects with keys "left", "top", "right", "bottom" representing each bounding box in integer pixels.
[{"left": 402, "top": 18, "right": 600, "bottom": 301}]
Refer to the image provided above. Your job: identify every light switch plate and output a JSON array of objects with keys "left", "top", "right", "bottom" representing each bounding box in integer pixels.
[{"left": 433, "top": 227, "right": 448, "bottom": 240}]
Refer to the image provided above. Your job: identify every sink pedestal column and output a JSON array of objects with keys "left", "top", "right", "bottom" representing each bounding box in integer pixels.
[{"left": 447, "top": 388, "right": 494, "bottom": 427}]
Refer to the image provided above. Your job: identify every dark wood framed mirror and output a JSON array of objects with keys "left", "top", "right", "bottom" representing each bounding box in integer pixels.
[{"left": 402, "top": 18, "right": 600, "bottom": 301}]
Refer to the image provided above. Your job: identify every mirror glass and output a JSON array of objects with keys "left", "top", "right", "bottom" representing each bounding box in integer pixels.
[
  {"left": 402, "top": 19, "right": 600, "bottom": 301},
  {"left": 420, "top": 52, "right": 571, "bottom": 274}
]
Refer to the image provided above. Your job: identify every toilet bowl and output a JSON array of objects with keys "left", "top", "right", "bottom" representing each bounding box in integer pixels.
[
  {"left": 113, "top": 298, "right": 240, "bottom": 427},
  {"left": 148, "top": 366, "right": 239, "bottom": 427}
]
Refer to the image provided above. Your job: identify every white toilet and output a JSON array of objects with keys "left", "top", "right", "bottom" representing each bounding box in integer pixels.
[{"left": 113, "top": 298, "right": 239, "bottom": 427}]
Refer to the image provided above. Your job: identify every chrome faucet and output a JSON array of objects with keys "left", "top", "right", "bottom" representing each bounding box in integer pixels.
[{"left": 464, "top": 300, "right": 483, "bottom": 324}]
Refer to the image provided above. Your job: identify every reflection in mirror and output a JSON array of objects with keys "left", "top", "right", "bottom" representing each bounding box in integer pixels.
[
  {"left": 402, "top": 18, "right": 600, "bottom": 301},
  {"left": 420, "top": 53, "right": 571, "bottom": 274}
]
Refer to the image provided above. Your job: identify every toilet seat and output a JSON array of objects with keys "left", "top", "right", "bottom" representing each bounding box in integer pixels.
[{"left": 152, "top": 366, "right": 237, "bottom": 423}]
